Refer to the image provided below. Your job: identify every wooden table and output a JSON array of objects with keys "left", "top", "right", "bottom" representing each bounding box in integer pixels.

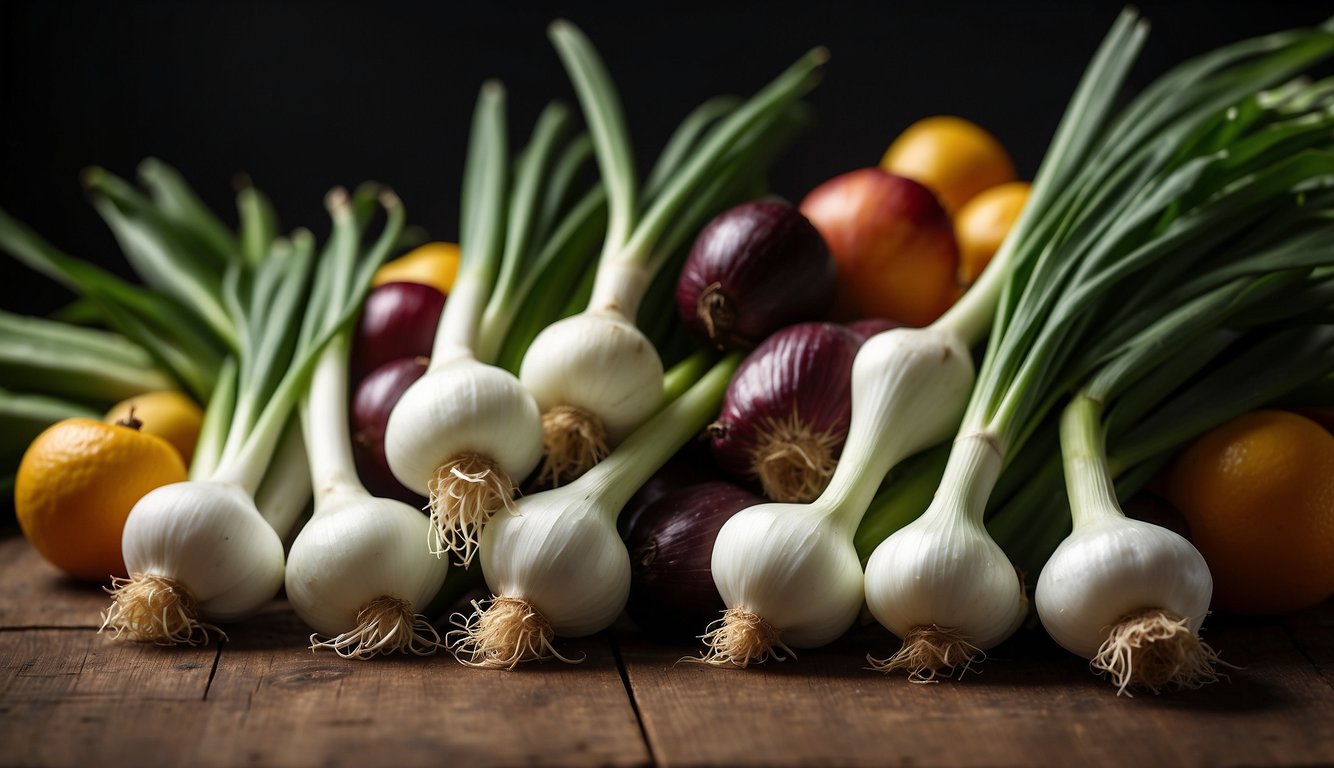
[{"left": 1, "top": 532, "right": 1331, "bottom": 767}]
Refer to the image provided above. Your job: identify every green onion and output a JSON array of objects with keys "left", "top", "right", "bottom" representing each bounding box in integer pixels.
[
  {"left": 862, "top": 13, "right": 1334, "bottom": 682},
  {"left": 518, "top": 21, "right": 827, "bottom": 485},
  {"left": 101, "top": 187, "right": 404, "bottom": 646}
]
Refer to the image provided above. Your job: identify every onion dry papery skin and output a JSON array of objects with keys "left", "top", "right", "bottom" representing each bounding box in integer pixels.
[
  {"left": 351, "top": 356, "right": 429, "bottom": 506},
  {"left": 675, "top": 200, "right": 835, "bottom": 350},
  {"left": 521, "top": 23, "right": 827, "bottom": 486},
  {"left": 287, "top": 334, "right": 448, "bottom": 659},
  {"left": 449, "top": 353, "right": 741, "bottom": 668},
  {"left": 104, "top": 189, "right": 405, "bottom": 644},
  {"left": 698, "top": 325, "right": 977, "bottom": 666},
  {"left": 349, "top": 281, "right": 445, "bottom": 383},
  {"left": 626, "top": 481, "right": 764, "bottom": 638},
  {"left": 710, "top": 322, "right": 862, "bottom": 502},
  {"left": 383, "top": 83, "right": 545, "bottom": 567}
]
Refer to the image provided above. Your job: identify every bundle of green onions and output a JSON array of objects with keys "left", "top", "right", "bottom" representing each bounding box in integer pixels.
[
  {"left": 861, "top": 15, "right": 1334, "bottom": 682},
  {"left": 694, "top": 10, "right": 1334, "bottom": 676}
]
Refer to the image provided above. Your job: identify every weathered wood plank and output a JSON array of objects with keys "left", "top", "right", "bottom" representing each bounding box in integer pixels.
[
  {"left": 0, "top": 629, "right": 217, "bottom": 768},
  {"left": 193, "top": 608, "right": 650, "bottom": 768},
  {"left": 620, "top": 610, "right": 1334, "bottom": 768},
  {"left": 0, "top": 535, "right": 110, "bottom": 629},
  {"left": 1284, "top": 603, "right": 1334, "bottom": 690}
]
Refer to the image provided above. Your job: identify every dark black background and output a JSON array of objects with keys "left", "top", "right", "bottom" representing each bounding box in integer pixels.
[{"left": 1, "top": 1, "right": 1327, "bottom": 316}]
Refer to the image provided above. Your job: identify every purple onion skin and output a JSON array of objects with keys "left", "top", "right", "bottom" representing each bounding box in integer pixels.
[
  {"left": 350, "top": 281, "right": 445, "bottom": 382},
  {"left": 618, "top": 445, "right": 723, "bottom": 542},
  {"left": 710, "top": 322, "right": 862, "bottom": 500},
  {"left": 350, "top": 356, "right": 430, "bottom": 507},
  {"left": 676, "top": 200, "right": 835, "bottom": 351},
  {"left": 625, "top": 481, "right": 765, "bottom": 638},
  {"left": 846, "top": 317, "right": 902, "bottom": 340}
]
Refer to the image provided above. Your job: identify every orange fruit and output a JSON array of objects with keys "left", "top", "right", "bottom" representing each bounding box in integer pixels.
[
  {"left": 954, "top": 181, "right": 1030, "bottom": 285},
  {"left": 105, "top": 391, "right": 203, "bottom": 467},
  {"left": 15, "top": 418, "right": 187, "bottom": 582},
  {"left": 373, "top": 242, "right": 459, "bottom": 296},
  {"left": 1167, "top": 410, "right": 1334, "bottom": 615},
  {"left": 881, "top": 116, "right": 1016, "bottom": 215}
]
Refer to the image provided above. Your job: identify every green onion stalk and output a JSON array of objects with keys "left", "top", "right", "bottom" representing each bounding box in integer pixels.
[
  {"left": 862, "top": 15, "right": 1334, "bottom": 682},
  {"left": 449, "top": 350, "right": 739, "bottom": 668},
  {"left": 518, "top": 20, "right": 827, "bottom": 486},
  {"left": 693, "top": 9, "right": 1149, "bottom": 668},
  {"left": 100, "top": 188, "right": 403, "bottom": 645}
]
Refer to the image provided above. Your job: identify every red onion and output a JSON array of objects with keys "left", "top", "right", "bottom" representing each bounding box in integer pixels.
[
  {"left": 710, "top": 322, "right": 863, "bottom": 503},
  {"left": 617, "top": 444, "right": 720, "bottom": 542},
  {"left": 350, "top": 356, "right": 430, "bottom": 506},
  {"left": 350, "top": 281, "right": 445, "bottom": 382},
  {"left": 625, "top": 480, "right": 764, "bottom": 638},
  {"left": 675, "top": 200, "right": 835, "bottom": 350},
  {"left": 846, "top": 317, "right": 901, "bottom": 340}
]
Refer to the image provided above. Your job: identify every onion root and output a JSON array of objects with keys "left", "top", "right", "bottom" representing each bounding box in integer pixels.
[
  {"left": 867, "top": 624, "right": 984, "bottom": 682},
  {"left": 99, "top": 574, "right": 223, "bottom": 646},
  {"left": 1091, "top": 607, "right": 1225, "bottom": 696},
  {"left": 539, "top": 405, "right": 609, "bottom": 487},
  {"left": 752, "top": 412, "right": 841, "bottom": 503},
  {"left": 446, "top": 596, "right": 582, "bottom": 669},
  {"left": 427, "top": 453, "right": 518, "bottom": 567},
  {"left": 690, "top": 607, "right": 795, "bottom": 667},
  {"left": 309, "top": 595, "right": 442, "bottom": 659}
]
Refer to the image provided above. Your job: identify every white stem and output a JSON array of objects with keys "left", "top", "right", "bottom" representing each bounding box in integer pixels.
[
  {"left": 933, "top": 244, "right": 1011, "bottom": 347},
  {"left": 587, "top": 252, "right": 652, "bottom": 318},
  {"left": 302, "top": 333, "right": 367, "bottom": 504},
  {"left": 934, "top": 431, "right": 1004, "bottom": 527},
  {"left": 253, "top": 417, "right": 311, "bottom": 540},
  {"left": 822, "top": 398, "right": 918, "bottom": 531},
  {"left": 1061, "top": 395, "right": 1122, "bottom": 531},
  {"left": 430, "top": 269, "right": 489, "bottom": 365}
]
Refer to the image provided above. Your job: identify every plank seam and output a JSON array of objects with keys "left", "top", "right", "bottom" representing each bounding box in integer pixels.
[
  {"left": 202, "top": 639, "right": 224, "bottom": 701},
  {"left": 1279, "top": 620, "right": 1334, "bottom": 693},
  {"left": 609, "top": 633, "right": 659, "bottom": 768}
]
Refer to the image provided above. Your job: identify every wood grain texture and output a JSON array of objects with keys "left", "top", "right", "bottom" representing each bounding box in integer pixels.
[
  {"left": 0, "top": 535, "right": 111, "bottom": 629},
  {"left": 619, "top": 615, "right": 1334, "bottom": 768},
  {"left": 1, "top": 532, "right": 1332, "bottom": 768},
  {"left": 192, "top": 609, "right": 649, "bottom": 768},
  {"left": 0, "top": 629, "right": 218, "bottom": 768}
]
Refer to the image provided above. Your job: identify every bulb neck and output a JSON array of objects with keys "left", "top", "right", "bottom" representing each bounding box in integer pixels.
[
  {"left": 432, "top": 269, "right": 489, "bottom": 359},
  {"left": 588, "top": 255, "right": 650, "bottom": 318},
  {"left": 930, "top": 431, "right": 1004, "bottom": 528},
  {"left": 581, "top": 354, "right": 740, "bottom": 522},
  {"left": 1060, "top": 394, "right": 1123, "bottom": 531}
]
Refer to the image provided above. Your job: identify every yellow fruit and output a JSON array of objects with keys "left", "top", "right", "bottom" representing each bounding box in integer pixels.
[
  {"left": 105, "top": 391, "right": 203, "bottom": 467},
  {"left": 373, "top": 242, "right": 460, "bottom": 296},
  {"left": 15, "top": 418, "right": 187, "bottom": 582},
  {"left": 1167, "top": 410, "right": 1334, "bottom": 615},
  {"left": 954, "top": 181, "right": 1030, "bottom": 285},
  {"left": 881, "top": 116, "right": 1016, "bottom": 215}
]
